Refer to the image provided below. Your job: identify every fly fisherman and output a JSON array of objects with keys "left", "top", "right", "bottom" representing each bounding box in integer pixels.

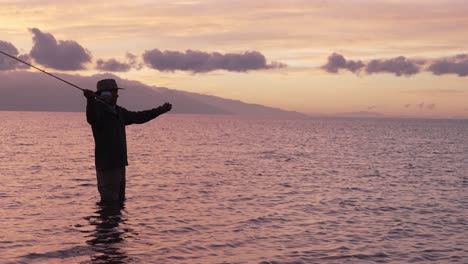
[{"left": 83, "top": 79, "right": 172, "bottom": 204}]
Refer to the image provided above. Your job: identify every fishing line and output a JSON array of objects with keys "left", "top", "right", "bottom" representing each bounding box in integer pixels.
[
  {"left": 1, "top": 50, "right": 170, "bottom": 112},
  {"left": 0, "top": 49, "right": 120, "bottom": 113},
  {"left": 0, "top": 50, "right": 85, "bottom": 91}
]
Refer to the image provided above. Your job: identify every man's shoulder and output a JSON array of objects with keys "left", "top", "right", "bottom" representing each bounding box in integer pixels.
[{"left": 116, "top": 105, "right": 129, "bottom": 112}]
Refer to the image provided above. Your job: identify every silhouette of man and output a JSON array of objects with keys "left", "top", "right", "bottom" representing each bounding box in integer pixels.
[{"left": 83, "top": 79, "right": 172, "bottom": 204}]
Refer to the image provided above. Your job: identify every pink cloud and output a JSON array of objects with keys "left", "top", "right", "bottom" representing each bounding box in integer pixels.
[
  {"left": 0, "top": 40, "right": 30, "bottom": 70},
  {"left": 321, "top": 53, "right": 364, "bottom": 74},
  {"left": 322, "top": 53, "right": 468, "bottom": 77},
  {"left": 142, "top": 49, "right": 285, "bottom": 73},
  {"left": 366, "top": 56, "right": 420, "bottom": 76},
  {"left": 427, "top": 54, "right": 468, "bottom": 76},
  {"left": 29, "top": 28, "right": 91, "bottom": 70},
  {"left": 96, "top": 58, "right": 131, "bottom": 72},
  {"left": 96, "top": 53, "right": 142, "bottom": 72}
]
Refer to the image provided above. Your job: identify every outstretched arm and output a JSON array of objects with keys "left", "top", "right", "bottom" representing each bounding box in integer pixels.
[{"left": 123, "top": 102, "right": 172, "bottom": 125}]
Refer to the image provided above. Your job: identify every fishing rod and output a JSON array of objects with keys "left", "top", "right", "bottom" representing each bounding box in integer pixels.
[
  {"left": 1, "top": 50, "right": 169, "bottom": 112},
  {"left": 0, "top": 50, "right": 85, "bottom": 91}
]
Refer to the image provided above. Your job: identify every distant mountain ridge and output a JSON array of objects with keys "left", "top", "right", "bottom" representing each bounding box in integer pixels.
[{"left": 0, "top": 71, "right": 304, "bottom": 118}]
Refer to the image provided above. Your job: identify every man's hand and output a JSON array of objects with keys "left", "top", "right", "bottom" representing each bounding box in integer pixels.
[
  {"left": 83, "top": 89, "right": 96, "bottom": 99},
  {"left": 162, "top": 102, "right": 172, "bottom": 113}
]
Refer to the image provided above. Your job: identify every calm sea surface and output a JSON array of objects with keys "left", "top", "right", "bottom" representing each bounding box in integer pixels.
[{"left": 0, "top": 111, "right": 467, "bottom": 263}]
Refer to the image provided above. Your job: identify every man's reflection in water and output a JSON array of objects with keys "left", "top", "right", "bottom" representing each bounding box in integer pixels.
[{"left": 86, "top": 202, "right": 128, "bottom": 263}]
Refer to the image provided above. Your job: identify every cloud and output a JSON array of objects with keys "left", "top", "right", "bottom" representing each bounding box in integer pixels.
[
  {"left": 365, "top": 56, "right": 420, "bottom": 76},
  {"left": 323, "top": 53, "right": 468, "bottom": 77},
  {"left": 427, "top": 54, "right": 468, "bottom": 76},
  {"left": 0, "top": 40, "right": 31, "bottom": 70},
  {"left": 125, "top": 53, "right": 142, "bottom": 68},
  {"left": 321, "top": 53, "right": 422, "bottom": 76},
  {"left": 29, "top": 28, "right": 92, "bottom": 70},
  {"left": 96, "top": 52, "right": 143, "bottom": 72},
  {"left": 142, "top": 49, "right": 285, "bottom": 73},
  {"left": 321, "top": 53, "right": 364, "bottom": 73},
  {"left": 96, "top": 58, "right": 131, "bottom": 72}
]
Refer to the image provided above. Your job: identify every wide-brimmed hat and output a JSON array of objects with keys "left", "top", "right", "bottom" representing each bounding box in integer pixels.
[{"left": 96, "top": 79, "right": 125, "bottom": 92}]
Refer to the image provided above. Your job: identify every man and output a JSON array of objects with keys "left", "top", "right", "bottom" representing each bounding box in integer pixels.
[{"left": 83, "top": 79, "right": 172, "bottom": 204}]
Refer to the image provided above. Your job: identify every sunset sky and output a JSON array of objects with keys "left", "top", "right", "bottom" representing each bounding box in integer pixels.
[{"left": 1, "top": 0, "right": 468, "bottom": 117}]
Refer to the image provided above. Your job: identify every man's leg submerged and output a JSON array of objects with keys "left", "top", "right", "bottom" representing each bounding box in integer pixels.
[
  {"left": 96, "top": 167, "right": 125, "bottom": 203},
  {"left": 119, "top": 167, "right": 126, "bottom": 203}
]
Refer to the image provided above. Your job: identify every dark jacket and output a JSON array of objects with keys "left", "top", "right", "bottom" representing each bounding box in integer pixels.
[{"left": 86, "top": 98, "right": 167, "bottom": 170}]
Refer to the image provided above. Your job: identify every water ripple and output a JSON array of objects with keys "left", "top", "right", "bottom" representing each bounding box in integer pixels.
[{"left": 1, "top": 113, "right": 467, "bottom": 263}]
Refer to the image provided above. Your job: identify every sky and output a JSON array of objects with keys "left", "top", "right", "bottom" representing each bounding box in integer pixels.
[{"left": 1, "top": 0, "right": 468, "bottom": 118}]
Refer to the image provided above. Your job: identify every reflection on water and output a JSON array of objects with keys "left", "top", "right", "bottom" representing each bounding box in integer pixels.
[
  {"left": 9, "top": 203, "right": 131, "bottom": 264},
  {"left": 85, "top": 203, "right": 128, "bottom": 263},
  {"left": 1, "top": 113, "right": 468, "bottom": 263}
]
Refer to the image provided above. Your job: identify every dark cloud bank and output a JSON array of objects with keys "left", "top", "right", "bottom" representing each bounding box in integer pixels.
[
  {"left": 322, "top": 52, "right": 468, "bottom": 77},
  {"left": 427, "top": 54, "right": 468, "bottom": 77},
  {"left": 0, "top": 40, "right": 30, "bottom": 70},
  {"left": 29, "top": 28, "right": 92, "bottom": 70},
  {"left": 96, "top": 58, "right": 131, "bottom": 72},
  {"left": 321, "top": 53, "right": 364, "bottom": 74},
  {"left": 142, "top": 49, "right": 286, "bottom": 73},
  {"left": 2, "top": 28, "right": 285, "bottom": 73},
  {"left": 2, "top": 28, "right": 465, "bottom": 77},
  {"left": 96, "top": 53, "right": 142, "bottom": 72}
]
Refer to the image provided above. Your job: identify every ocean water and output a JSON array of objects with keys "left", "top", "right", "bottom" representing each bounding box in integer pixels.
[{"left": 0, "top": 111, "right": 467, "bottom": 264}]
